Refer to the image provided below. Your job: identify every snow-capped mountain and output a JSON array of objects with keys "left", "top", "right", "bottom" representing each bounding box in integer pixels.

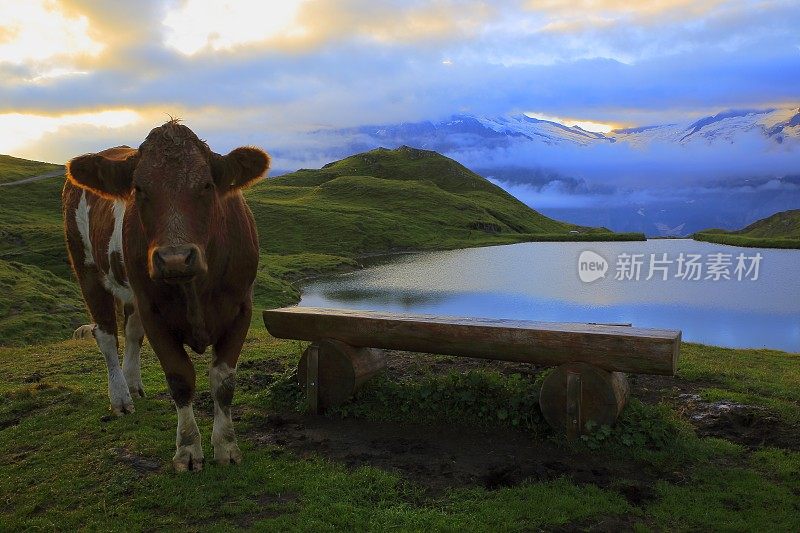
[
  {"left": 323, "top": 107, "right": 800, "bottom": 152},
  {"left": 304, "top": 106, "right": 800, "bottom": 237},
  {"left": 611, "top": 108, "right": 800, "bottom": 147}
]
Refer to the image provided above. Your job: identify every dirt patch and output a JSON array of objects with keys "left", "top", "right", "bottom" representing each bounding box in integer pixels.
[
  {"left": 237, "top": 358, "right": 286, "bottom": 392},
  {"left": 236, "top": 350, "right": 796, "bottom": 499},
  {"left": 113, "top": 447, "right": 162, "bottom": 475},
  {"left": 235, "top": 492, "right": 299, "bottom": 528},
  {"left": 246, "top": 412, "right": 667, "bottom": 498},
  {"left": 550, "top": 514, "right": 649, "bottom": 532},
  {"left": 384, "top": 350, "right": 543, "bottom": 382},
  {"left": 675, "top": 394, "right": 800, "bottom": 450}
]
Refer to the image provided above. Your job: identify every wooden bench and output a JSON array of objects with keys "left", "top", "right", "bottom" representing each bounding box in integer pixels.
[{"left": 262, "top": 307, "right": 681, "bottom": 437}]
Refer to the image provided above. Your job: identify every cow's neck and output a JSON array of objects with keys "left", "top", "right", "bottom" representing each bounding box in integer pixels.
[
  {"left": 180, "top": 281, "right": 209, "bottom": 354},
  {"left": 178, "top": 211, "right": 229, "bottom": 354}
]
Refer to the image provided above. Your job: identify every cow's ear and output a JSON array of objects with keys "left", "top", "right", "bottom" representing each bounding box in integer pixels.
[
  {"left": 67, "top": 147, "right": 139, "bottom": 200},
  {"left": 212, "top": 147, "right": 270, "bottom": 194}
]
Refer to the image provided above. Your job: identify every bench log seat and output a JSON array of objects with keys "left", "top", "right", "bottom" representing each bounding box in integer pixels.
[{"left": 263, "top": 306, "right": 681, "bottom": 437}]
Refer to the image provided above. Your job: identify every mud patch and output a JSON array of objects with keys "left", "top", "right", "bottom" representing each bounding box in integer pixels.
[
  {"left": 676, "top": 394, "right": 800, "bottom": 450},
  {"left": 237, "top": 358, "right": 285, "bottom": 392},
  {"left": 112, "top": 447, "right": 162, "bottom": 475},
  {"left": 235, "top": 492, "right": 299, "bottom": 528},
  {"left": 247, "top": 413, "right": 665, "bottom": 497},
  {"left": 550, "top": 514, "right": 649, "bottom": 532},
  {"left": 384, "top": 351, "right": 542, "bottom": 382}
]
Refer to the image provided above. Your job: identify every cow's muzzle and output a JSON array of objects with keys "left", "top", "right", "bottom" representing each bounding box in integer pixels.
[{"left": 151, "top": 244, "right": 206, "bottom": 283}]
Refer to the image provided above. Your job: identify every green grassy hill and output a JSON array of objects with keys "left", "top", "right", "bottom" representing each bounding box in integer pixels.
[
  {"left": 250, "top": 146, "right": 637, "bottom": 259},
  {"left": 0, "top": 175, "right": 71, "bottom": 278},
  {"left": 0, "top": 154, "right": 63, "bottom": 184},
  {"left": 0, "top": 259, "right": 85, "bottom": 345},
  {"left": 0, "top": 147, "right": 641, "bottom": 346},
  {"left": 694, "top": 209, "right": 800, "bottom": 248}
]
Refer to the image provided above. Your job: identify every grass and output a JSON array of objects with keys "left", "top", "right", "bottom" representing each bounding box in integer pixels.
[
  {"left": 0, "top": 331, "right": 797, "bottom": 530},
  {"left": 0, "top": 154, "right": 63, "bottom": 184},
  {"left": 693, "top": 232, "right": 800, "bottom": 249},
  {"left": 679, "top": 343, "right": 800, "bottom": 423},
  {"left": 0, "top": 259, "right": 86, "bottom": 346},
  {"left": 693, "top": 208, "right": 800, "bottom": 249},
  {"left": 0, "top": 176, "right": 71, "bottom": 279}
]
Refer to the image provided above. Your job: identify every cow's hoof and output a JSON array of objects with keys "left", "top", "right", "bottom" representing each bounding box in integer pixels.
[
  {"left": 72, "top": 324, "right": 95, "bottom": 340},
  {"left": 129, "top": 386, "right": 146, "bottom": 398},
  {"left": 174, "top": 444, "right": 204, "bottom": 472},
  {"left": 111, "top": 402, "right": 135, "bottom": 416},
  {"left": 214, "top": 441, "right": 242, "bottom": 466}
]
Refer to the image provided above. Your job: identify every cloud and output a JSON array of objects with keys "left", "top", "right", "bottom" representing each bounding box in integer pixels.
[
  {"left": 106, "top": 0, "right": 494, "bottom": 59},
  {"left": 0, "top": 109, "right": 141, "bottom": 159},
  {"left": 0, "top": 0, "right": 103, "bottom": 73},
  {"left": 524, "top": 0, "right": 727, "bottom": 20},
  {"left": 0, "top": 0, "right": 798, "bottom": 166}
]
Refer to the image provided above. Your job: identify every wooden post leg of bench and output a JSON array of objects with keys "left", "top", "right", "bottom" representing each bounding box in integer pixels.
[
  {"left": 539, "top": 362, "right": 629, "bottom": 438},
  {"left": 306, "top": 343, "right": 320, "bottom": 415},
  {"left": 565, "top": 371, "right": 582, "bottom": 440},
  {"left": 298, "top": 338, "right": 386, "bottom": 413}
]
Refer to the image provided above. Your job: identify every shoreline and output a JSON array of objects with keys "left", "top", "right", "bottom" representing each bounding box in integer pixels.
[{"left": 693, "top": 232, "right": 800, "bottom": 250}]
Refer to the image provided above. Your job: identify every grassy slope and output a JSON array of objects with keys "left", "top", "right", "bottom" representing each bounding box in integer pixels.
[
  {"left": 0, "top": 333, "right": 797, "bottom": 530},
  {"left": 0, "top": 174, "right": 71, "bottom": 279},
  {"left": 0, "top": 154, "right": 63, "bottom": 184},
  {"left": 0, "top": 259, "right": 85, "bottom": 346},
  {"left": 694, "top": 209, "right": 800, "bottom": 249},
  {"left": 1, "top": 148, "right": 642, "bottom": 346},
  {"left": 253, "top": 146, "right": 639, "bottom": 256}
]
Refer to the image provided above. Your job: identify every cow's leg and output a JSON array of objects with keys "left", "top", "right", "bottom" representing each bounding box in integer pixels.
[
  {"left": 76, "top": 269, "right": 134, "bottom": 416},
  {"left": 65, "top": 189, "right": 133, "bottom": 415},
  {"left": 122, "top": 304, "right": 145, "bottom": 397},
  {"left": 164, "top": 352, "right": 202, "bottom": 472},
  {"left": 210, "top": 301, "right": 251, "bottom": 465},
  {"left": 73, "top": 323, "right": 96, "bottom": 340},
  {"left": 163, "top": 349, "right": 202, "bottom": 472},
  {"left": 140, "top": 309, "right": 204, "bottom": 472}
]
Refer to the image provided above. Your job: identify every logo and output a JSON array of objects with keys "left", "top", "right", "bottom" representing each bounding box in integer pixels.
[{"left": 578, "top": 250, "right": 608, "bottom": 283}]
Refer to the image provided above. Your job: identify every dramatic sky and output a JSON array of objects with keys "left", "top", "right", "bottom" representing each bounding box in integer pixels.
[{"left": 1, "top": 0, "right": 799, "bottom": 164}]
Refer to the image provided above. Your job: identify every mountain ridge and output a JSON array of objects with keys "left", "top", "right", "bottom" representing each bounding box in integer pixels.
[{"left": 323, "top": 106, "right": 800, "bottom": 151}]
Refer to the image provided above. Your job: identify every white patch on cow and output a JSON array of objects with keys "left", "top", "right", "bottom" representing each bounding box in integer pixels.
[
  {"left": 109, "top": 199, "right": 126, "bottom": 257},
  {"left": 210, "top": 362, "right": 242, "bottom": 465},
  {"left": 95, "top": 329, "right": 134, "bottom": 416},
  {"left": 174, "top": 405, "right": 204, "bottom": 472},
  {"left": 122, "top": 309, "right": 145, "bottom": 397},
  {"left": 102, "top": 199, "right": 134, "bottom": 304},
  {"left": 102, "top": 276, "right": 134, "bottom": 304},
  {"left": 75, "top": 191, "right": 94, "bottom": 265}
]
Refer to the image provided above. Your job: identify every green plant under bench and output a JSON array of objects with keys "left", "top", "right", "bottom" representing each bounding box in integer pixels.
[{"left": 262, "top": 306, "right": 681, "bottom": 437}]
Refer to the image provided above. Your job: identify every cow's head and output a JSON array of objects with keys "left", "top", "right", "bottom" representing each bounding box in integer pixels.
[{"left": 67, "top": 120, "right": 269, "bottom": 283}]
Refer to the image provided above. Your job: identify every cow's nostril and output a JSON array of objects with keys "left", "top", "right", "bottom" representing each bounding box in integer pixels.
[
  {"left": 153, "top": 251, "right": 165, "bottom": 268},
  {"left": 184, "top": 248, "right": 196, "bottom": 266}
]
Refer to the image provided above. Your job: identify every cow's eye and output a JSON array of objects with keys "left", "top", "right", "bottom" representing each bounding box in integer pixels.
[
  {"left": 203, "top": 182, "right": 213, "bottom": 191},
  {"left": 134, "top": 185, "right": 147, "bottom": 199}
]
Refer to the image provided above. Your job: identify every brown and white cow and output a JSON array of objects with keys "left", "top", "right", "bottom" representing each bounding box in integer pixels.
[{"left": 63, "top": 120, "right": 269, "bottom": 471}]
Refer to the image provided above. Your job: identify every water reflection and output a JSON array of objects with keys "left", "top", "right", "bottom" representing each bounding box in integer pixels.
[
  {"left": 300, "top": 240, "right": 800, "bottom": 352},
  {"left": 318, "top": 288, "right": 448, "bottom": 308}
]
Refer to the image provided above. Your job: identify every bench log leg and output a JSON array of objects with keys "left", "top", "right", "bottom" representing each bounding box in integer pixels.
[
  {"left": 539, "top": 362, "right": 629, "bottom": 438},
  {"left": 298, "top": 338, "right": 386, "bottom": 413}
]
